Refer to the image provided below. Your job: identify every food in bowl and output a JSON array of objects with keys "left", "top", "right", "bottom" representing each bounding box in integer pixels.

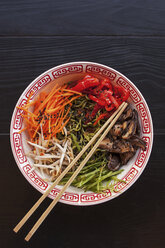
[{"left": 17, "top": 74, "right": 146, "bottom": 193}]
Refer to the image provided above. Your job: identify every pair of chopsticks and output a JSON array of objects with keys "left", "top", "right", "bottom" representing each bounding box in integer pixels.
[{"left": 13, "top": 101, "right": 127, "bottom": 241}]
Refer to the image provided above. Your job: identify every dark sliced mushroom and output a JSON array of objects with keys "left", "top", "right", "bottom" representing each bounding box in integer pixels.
[
  {"left": 99, "top": 138, "right": 113, "bottom": 151},
  {"left": 129, "top": 135, "right": 147, "bottom": 151},
  {"left": 132, "top": 109, "right": 139, "bottom": 132},
  {"left": 120, "top": 152, "right": 135, "bottom": 165},
  {"left": 110, "top": 123, "right": 123, "bottom": 137},
  {"left": 112, "top": 139, "right": 134, "bottom": 153},
  {"left": 133, "top": 110, "right": 141, "bottom": 136},
  {"left": 132, "top": 109, "right": 138, "bottom": 121},
  {"left": 112, "top": 135, "right": 118, "bottom": 140},
  {"left": 107, "top": 133, "right": 115, "bottom": 142},
  {"left": 131, "top": 109, "right": 142, "bottom": 136},
  {"left": 99, "top": 138, "right": 134, "bottom": 153},
  {"left": 122, "top": 120, "right": 137, "bottom": 139},
  {"left": 98, "top": 103, "right": 145, "bottom": 170},
  {"left": 107, "top": 154, "right": 121, "bottom": 171},
  {"left": 136, "top": 120, "right": 141, "bottom": 136},
  {"left": 118, "top": 105, "right": 133, "bottom": 122}
]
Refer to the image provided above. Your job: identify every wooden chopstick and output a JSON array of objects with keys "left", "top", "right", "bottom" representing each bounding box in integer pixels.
[
  {"left": 13, "top": 101, "right": 126, "bottom": 235},
  {"left": 24, "top": 102, "right": 127, "bottom": 241}
]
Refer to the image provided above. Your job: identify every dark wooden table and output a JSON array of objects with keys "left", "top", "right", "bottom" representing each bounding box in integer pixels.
[{"left": 1, "top": 1, "right": 165, "bottom": 247}]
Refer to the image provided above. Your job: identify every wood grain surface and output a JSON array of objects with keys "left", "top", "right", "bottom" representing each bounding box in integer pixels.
[
  {"left": 0, "top": 0, "right": 165, "bottom": 36},
  {"left": 0, "top": 0, "right": 165, "bottom": 247},
  {"left": 1, "top": 37, "right": 165, "bottom": 134}
]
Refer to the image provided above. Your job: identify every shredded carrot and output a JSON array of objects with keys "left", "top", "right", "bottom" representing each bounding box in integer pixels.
[
  {"left": 46, "top": 105, "right": 61, "bottom": 114},
  {"left": 18, "top": 127, "right": 27, "bottom": 134},
  {"left": 18, "top": 83, "right": 81, "bottom": 141},
  {"left": 33, "top": 86, "right": 59, "bottom": 114},
  {"left": 27, "top": 91, "right": 34, "bottom": 105},
  {"left": 32, "top": 118, "right": 44, "bottom": 139},
  {"left": 62, "top": 95, "right": 80, "bottom": 107},
  {"left": 56, "top": 117, "right": 70, "bottom": 133},
  {"left": 17, "top": 106, "right": 37, "bottom": 117},
  {"left": 48, "top": 117, "right": 51, "bottom": 134},
  {"left": 39, "top": 91, "right": 47, "bottom": 100},
  {"left": 20, "top": 114, "right": 36, "bottom": 128},
  {"left": 63, "top": 89, "right": 82, "bottom": 95}
]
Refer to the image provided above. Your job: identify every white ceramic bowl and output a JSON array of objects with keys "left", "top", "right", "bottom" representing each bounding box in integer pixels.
[{"left": 10, "top": 62, "right": 153, "bottom": 206}]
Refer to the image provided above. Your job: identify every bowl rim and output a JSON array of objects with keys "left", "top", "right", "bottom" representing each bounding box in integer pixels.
[{"left": 10, "top": 61, "right": 153, "bottom": 206}]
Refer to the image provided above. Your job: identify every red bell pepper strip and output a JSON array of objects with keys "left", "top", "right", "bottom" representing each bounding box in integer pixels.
[
  {"left": 85, "top": 112, "right": 90, "bottom": 119},
  {"left": 105, "top": 105, "right": 114, "bottom": 112},
  {"left": 88, "top": 94, "right": 107, "bottom": 106},
  {"left": 71, "top": 75, "right": 100, "bottom": 92},
  {"left": 85, "top": 103, "right": 102, "bottom": 124},
  {"left": 98, "top": 78, "right": 113, "bottom": 90},
  {"left": 104, "top": 97, "right": 111, "bottom": 105},
  {"left": 104, "top": 89, "right": 113, "bottom": 96},
  {"left": 94, "top": 113, "right": 109, "bottom": 126},
  {"left": 109, "top": 95, "right": 119, "bottom": 109},
  {"left": 100, "top": 90, "right": 113, "bottom": 105},
  {"left": 88, "top": 87, "right": 101, "bottom": 96},
  {"left": 91, "top": 103, "right": 103, "bottom": 117},
  {"left": 69, "top": 75, "right": 129, "bottom": 125},
  {"left": 113, "top": 85, "right": 130, "bottom": 101},
  {"left": 122, "top": 89, "right": 130, "bottom": 101}
]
